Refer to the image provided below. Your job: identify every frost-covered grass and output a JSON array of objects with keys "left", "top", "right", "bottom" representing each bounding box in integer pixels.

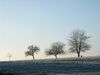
[{"left": 0, "top": 57, "right": 100, "bottom": 75}]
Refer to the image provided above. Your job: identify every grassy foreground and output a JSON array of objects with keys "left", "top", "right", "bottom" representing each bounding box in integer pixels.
[{"left": 0, "top": 57, "right": 100, "bottom": 75}]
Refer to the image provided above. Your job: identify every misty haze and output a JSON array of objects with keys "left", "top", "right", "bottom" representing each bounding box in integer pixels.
[{"left": 0, "top": 0, "right": 100, "bottom": 75}]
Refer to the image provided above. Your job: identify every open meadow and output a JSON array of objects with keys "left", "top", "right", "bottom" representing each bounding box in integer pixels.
[{"left": 0, "top": 57, "right": 100, "bottom": 75}]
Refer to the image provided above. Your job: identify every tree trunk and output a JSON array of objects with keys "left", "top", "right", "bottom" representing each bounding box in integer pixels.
[
  {"left": 78, "top": 52, "right": 80, "bottom": 57},
  {"left": 55, "top": 55, "right": 57, "bottom": 59},
  {"left": 32, "top": 53, "right": 34, "bottom": 60}
]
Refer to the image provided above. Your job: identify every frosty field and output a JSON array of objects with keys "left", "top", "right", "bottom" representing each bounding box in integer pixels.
[{"left": 0, "top": 57, "right": 100, "bottom": 75}]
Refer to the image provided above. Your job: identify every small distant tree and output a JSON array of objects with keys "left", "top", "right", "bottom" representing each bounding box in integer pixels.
[
  {"left": 7, "top": 53, "right": 12, "bottom": 61},
  {"left": 25, "top": 45, "right": 40, "bottom": 60},
  {"left": 45, "top": 41, "right": 65, "bottom": 59},
  {"left": 68, "top": 29, "right": 91, "bottom": 57}
]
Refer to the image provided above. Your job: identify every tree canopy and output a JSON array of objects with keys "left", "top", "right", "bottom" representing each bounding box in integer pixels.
[
  {"left": 45, "top": 41, "right": 65, "bottom": 59},
  {"left": 25, "top": 45, "right": 40, "bottom": 59},
  {"left": 69, "top": 29, "right": 91, "bottom": 57}
]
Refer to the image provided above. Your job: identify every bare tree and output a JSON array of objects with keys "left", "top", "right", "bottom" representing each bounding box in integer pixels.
[
  {"left": 7, "top": 53, "right": 12, "bottom": 61},
  {"left": 25, "top": 45, "right": 40, "bottom": 60},
  {"left": 45, "top": 41, "right": 65, "bottom": 59},
  {"left": 68, "top": 29, "right": 91, "bottom": 57}
]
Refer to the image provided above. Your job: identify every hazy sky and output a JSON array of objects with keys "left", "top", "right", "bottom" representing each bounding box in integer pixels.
[{"left": 0, "top": 0, "right": 100, "bottom": 61}]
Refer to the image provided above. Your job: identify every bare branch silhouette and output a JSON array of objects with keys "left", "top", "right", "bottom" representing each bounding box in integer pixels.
[
  {"left": 45, "top": 41, "right": 65, "bottom": 59},
  {"left": 68, "top": 29, "right": 91, "bottom": 57},
  {"left": 25, "top": 45, "right": 40, "bottom": 60}
]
